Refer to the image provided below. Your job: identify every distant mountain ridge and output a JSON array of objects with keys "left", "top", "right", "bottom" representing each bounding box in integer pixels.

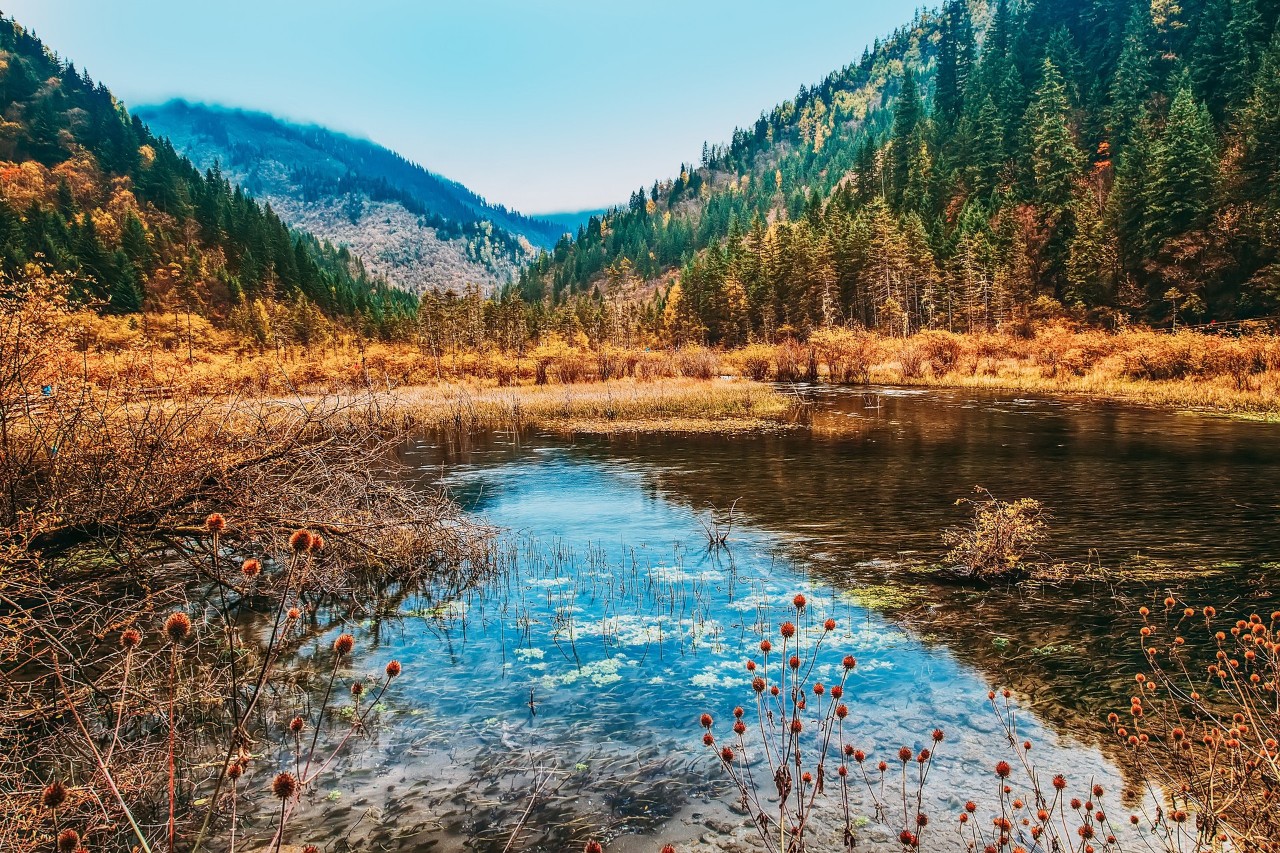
[{"left": 137, "top": 100, "right": 567, "bottom": 295}]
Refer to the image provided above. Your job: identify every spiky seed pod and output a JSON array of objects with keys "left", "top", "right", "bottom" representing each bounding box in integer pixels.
[
  {"left": 699, "top": 713, "right": 713, "bottom": 729},
  {"left": 205, "top": 513, "right": 226, "bottom": 533},
  {"left": 823, "top": 618, "right": 836, "bottom": 631},
  {"left": 779, "top": 622, "right": 796, "bottom": 639},
  {"left": 303, "top": 846, "right": 319, "bottom": 853},
  {"left": 995, "top": 760, "right": 1012, "bottom": 778},
  {"left": 289, "top": 529, "right": 314, "bottom": 553},
  {"left": 271, "top": 772, "right": 297, "bottom": 800},
  {"left": 120, "top": 629, "right": 141, "bottom": 649},
  {"left": 289, "top": 716, "right": 305, "bottom": 733},
  {"left": 662, "top": 846, "right": 676, "bottom": 853},
  {"left": 164, "top": 612, "right": 191, "bottom": 643},
  {"left": 842, "top": 655, "right": 857, "bottom": 670},
  {"left": 334, "top": 633, "right": 355, "bottom": 655},
  {"left": 584, "top": 842, "right": 603, "bottom": 853},
  {"left": 227, "top": 762, "right": 243, "bottom": 780},
  {"left": 57, "top": 829, "right": 80, "bottom": 852},
  {"left": 241, "top": 558, "right": 261, "bottom": 578},
  {"left": 311, "top": 534, "right": 325, "bottom": 552},
  {"left": 351, "top": 682, "right": 364, "bottom": 698},
  {"left": 41, "top": 781, "right": 67, "bottom": 809},
  {"left": 792, "top": 594, "right": 806, "bottom": 611},
  {"left": 287, "top": 608, "right": 301, "bottom": 621}
]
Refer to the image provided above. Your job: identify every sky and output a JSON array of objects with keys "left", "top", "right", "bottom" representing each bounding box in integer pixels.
[{"left": 4, "top": 1, "right": 918, "bottom": 215}]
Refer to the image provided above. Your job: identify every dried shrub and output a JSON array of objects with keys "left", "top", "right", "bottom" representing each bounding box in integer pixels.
[
  {"left": 773, "top": 340, "right": 807, "bottom": 383},
  {"left": 675, "top": 346, "right": 719, "bottom": 380},
  {"left": 734, "top": 343, "right": 774, "bottom": 381},
  {"left": 897, "top": 341, "right": 926, "bottom": 379},
  {"left": 917, "top": 330, "right": 963, "bottom": 375},
  {"left": 810, "top": 327, "right": 877, "bottom": 384},
  {"left": 942, "top": 488, "right": 1049, "bottom": 582}
]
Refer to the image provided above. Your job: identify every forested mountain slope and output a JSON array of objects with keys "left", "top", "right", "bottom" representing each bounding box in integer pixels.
[
  {"left": 519, "top": 0, "right": 1280, "bottom": 343},
  {"left": 138, "top": 101, "right": 568, "bottom": 295},
  {"left": 0, "top": 16, "right": 414, "bottom": 334}
]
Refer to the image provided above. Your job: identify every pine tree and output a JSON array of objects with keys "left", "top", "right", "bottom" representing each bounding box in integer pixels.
[
  {"left": 1146, "top": 83, "right": 1218, "bottom": 248},
  {"left": 1239, "top": 32, "right": 1280, "bottom": 206},
  {"left": 935, "top": 0, "right": 976, "bottom": 131},
  {"left": 1222, "top": 0, "right": 1266, "bottom": 117},
  {"left": 889, "top": 69, "right": 922, "bottom": 209},
  {"left": 1108, "top": 4, "right": 1154, "bottom": 150},
  {"left": 1029, "top": 57, "right": 1085, "bottom": 213}
]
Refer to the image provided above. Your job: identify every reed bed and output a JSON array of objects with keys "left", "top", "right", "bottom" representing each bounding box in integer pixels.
[{"left": 382, "top": 378, "right": 793, "bottom": 434}]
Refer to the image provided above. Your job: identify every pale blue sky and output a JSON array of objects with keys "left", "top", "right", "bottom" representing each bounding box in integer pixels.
[{"left": 5, "top": 1, "right": 918, "bottom": 214}]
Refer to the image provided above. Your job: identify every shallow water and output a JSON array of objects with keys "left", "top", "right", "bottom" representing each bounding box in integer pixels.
[{"left": 288, "top": 386, "right": 1280, "bottom": 851}]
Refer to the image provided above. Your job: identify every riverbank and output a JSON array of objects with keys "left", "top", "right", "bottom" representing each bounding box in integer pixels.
[
  {"left": 49, "top": 323, "right": 1280, "bottom": 421},
  {"left": 371, "top": 378, "right": 794, "bottom": 434}
]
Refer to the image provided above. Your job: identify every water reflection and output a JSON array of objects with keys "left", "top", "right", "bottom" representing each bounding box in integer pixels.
[{"left": 287, "top": 387, "right": 1278, "bottom": 851}]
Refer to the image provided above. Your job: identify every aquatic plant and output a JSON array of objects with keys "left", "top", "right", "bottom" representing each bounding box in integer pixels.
[
  {"left": 942, "top": 488, "right": 1050, "bottom": 582},
  {"left": 699, "top": 592, "right": 1280, "bottom": 853}
]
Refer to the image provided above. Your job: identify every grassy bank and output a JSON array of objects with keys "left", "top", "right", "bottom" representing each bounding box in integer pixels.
[
  {"left": 45, "top": 313, "right": 1280, "bottom": 420},
  {"left": 375, "top": 378, "right": 793, "bottom": 434}
]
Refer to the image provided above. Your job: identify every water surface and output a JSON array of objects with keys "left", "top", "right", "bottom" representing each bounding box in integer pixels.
[{"left": 294, "top": 387, "right": 1280, "bottom": 851}]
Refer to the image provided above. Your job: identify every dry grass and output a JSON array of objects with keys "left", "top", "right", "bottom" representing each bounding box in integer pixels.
[{"left": 381, "top": 378, "right": 793, "bottom": 434}]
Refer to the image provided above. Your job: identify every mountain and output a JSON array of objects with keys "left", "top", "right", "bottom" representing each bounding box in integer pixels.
[
  {"left": 0, "top": 16, "right": 412, "bottom": 334},
  {"left": 137, "top": 101, "right": 567, "bottom": 296},
  {"left": 519, "top": 0, "right": 1280, "bottom": 342},
  {"left": 535, "top": 208, "right": 609, "bottom": 235}
]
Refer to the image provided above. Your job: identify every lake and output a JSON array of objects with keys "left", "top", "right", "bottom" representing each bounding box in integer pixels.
[{"left": 288, "top": 386, "right": 1280, "bottom": 852}]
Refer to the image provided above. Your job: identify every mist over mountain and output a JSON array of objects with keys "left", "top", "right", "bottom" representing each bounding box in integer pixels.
[{"left": 137, "top": 100, "right": 568, "bottom": 295}]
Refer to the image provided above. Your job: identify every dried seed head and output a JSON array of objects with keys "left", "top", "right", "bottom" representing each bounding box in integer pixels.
[
  {"left": 995, "top": 760, "right": 1012, "bottom": 778},
  {"left": 287, "top": 607, "right": 301, "bottom": 621},
  {"left": 780, "top": 622, "right": 796, "bottom": 639},
  {"left": 351, "top": 682, "right": 364, "bottom": 698},
  {"left": 662, "top": 846, "right": 676, "bottom": 853},
  {"left": 720, "top": 746, "right": 735, "bottom": 762},
  {"left": 271, "top": 772, "right": 298, "bottom": 800},
  {"left": 289, "top": 529, "right": 314, "bottom": 553},
  {"left": 120, "top": 629, "right": 141, "bottom": 649},
  {"left": 303, "top": 847, "right": 318, "bottom": 853},
  {"left": 42, "top": 781, "right": 67, "bottom": 809},
  {"left": 932, "top": 728, "right": 945, "bottom": 742},
  {"left": 311, "top": 534, "right": 325, "bottom": 551},
  {"left": 164, "top": 611, "right": 191, "bottom": 643},
  {"left": 792, "top": 594, "right": 807, "bottom": 611},
  {"left": 584, "top": 843, "right": 603, "bottom": 853},
  {"left": 205, "top": 513, "right": 226, "bottom": 533},
  {"left": 842, "top": 655, "right": 857, "bottom": 670},
  {"left": 57, "top": 829, "right": 80, "bottom": 852},
  {"left": 385, "top": 660, "right": 402, "bottom": 678},
  {"left": 227, "top": 762, "right": 243, "bottom": 780},
  {"left": 241, "top": 558, "right": 261, "bottom": 578},
  {"left": 823, "top": 618, "right": 836, "bottom": 631},
  {"left": 334, "top": 633, "right": 355, "bottom": 655},
  {"left": 289, "top": 716, "right": 305, "bottom": 733},
  {"left": 699, "top": 713, "right": 713, "bottom": 729},
  {"left": 759, "top": 639, "right": 772, "bottom": 654}
]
